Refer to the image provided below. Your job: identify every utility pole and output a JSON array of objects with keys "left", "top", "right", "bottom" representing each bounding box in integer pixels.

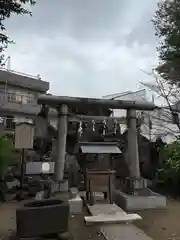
[{"left": 4, "top": 56, "right": 11, "bottom": 96}]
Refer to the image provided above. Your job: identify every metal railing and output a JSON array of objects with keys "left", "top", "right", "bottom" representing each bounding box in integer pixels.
[{"left": 0, "top": 67, "right": 41, "bottom": 80}]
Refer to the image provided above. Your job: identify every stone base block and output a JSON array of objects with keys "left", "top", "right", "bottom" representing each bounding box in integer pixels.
[
  {"left": 125, "top": 177, "right": 147, "bottom": 193},
  {"left": 114, "top": 189, "right": 167, "bottom": 211},
  {"left": 35, "top": 190, "right": 45, "bottom": 200},
  {"left": 69, "top": 187, "right": 79, "bottom": 198},
  {"left": 51, "top": 180, "right": 69, "bottom": 195},
  {"left": 68, "top": 195, "right": 83, "bottom": 214},
  {"left": 16, "top": 199, "right": 69, "bottom": 238}
]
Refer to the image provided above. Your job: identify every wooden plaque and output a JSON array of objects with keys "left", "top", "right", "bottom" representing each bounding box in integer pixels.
[{"left": 15, "top": 122, "right": 34, "bottom": 149}]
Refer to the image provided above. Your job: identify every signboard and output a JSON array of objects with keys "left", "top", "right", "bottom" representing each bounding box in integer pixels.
[
  {"left": 25, "top": 162, "right": 54, "bottom": 175},
  {"left": 15, "top": 122, "right": 34, "bottom": 149}
]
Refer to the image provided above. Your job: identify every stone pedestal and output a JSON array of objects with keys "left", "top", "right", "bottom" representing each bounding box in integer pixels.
[
  {"left": 124, "top": 177, "right": 147, "bottom": 195},
  {"left": 114, "top": 189, "right": 167, "bottom": 211}
]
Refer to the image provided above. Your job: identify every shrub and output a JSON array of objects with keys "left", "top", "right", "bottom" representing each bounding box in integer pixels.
[
  {"left": 156, "top": 141, "right": 180, "bottom": 193},
  {"left": 0, "top": 135, "right": 17, "bottom": 180}
]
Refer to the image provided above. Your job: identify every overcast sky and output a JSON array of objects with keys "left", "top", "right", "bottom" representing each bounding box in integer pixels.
[{"left": 5, "top": 0, "right": 158, "bottom": 97}]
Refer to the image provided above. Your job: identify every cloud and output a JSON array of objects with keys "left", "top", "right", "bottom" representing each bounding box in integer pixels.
[{"left": 4, "top": 0, "right": 158, "bottom": 97}]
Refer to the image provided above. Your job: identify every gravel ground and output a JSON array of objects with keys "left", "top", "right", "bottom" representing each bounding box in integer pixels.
[
  {"left": 1, "top": 198, "right": 180, "bottom": 240},
  {"left": 135, "top": 198, "right": 180, "bottom": 240},
  {"left": 0, "top": 201, "right": 105, "bottom": 240}
]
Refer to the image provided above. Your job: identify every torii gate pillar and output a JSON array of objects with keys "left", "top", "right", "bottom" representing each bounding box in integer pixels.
[
  {"left": 126, "top": 109, "right": 147, "bottom": 190},
  {"left": 55, "top": 104, "right": 68, "bottom": 183},
  {"left": 126, "top": 109, "right": 140, "bottom": 178}
]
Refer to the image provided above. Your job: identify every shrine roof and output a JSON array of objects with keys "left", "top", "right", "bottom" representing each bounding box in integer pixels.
[{"left": 77, "top": 141, "right": 121, "bottom": 154}]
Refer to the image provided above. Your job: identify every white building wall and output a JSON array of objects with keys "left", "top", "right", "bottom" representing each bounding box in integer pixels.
[
  {"left": 103, "top": 89, "right": 149, "bottom": 118},
  {"left": 102, "top": 90, "right": 150, "bottom": 134},
  {"left": 102, "top": 90, "right": 180, "bottom": 143}
]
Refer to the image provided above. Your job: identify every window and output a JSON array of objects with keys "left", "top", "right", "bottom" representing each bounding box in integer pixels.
[
  {"left": 7, "top": 92, "right": 16, "bottom": 102},
  {"left": 26, "top": 95, "right": 33, "bottom": 104},
  {"left": 21, "top": 94, "right": 33, "bottom": 104},
  {"left": 16, "top": 94, "right": 23, "bottom": 103},
  {"left": 6, "top": 116, "right": 15, "bottom": 130},
  {"left": 5, "top": 88, "right": 35, "bottom": 105}
]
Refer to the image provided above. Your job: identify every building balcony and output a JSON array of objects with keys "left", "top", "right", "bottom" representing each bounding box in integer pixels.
[
  {"left": 0, "top": 92, "right": 41, "bottom": 116},
  {"left": 0, "top": 91, "right": 58, "bottom": 120}
]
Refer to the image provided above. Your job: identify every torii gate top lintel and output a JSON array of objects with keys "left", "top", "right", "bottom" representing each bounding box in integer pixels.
[
  {"left": 38, "top": 95, "right": 156, "bottom": 111},
  {"left": 38, "top": 94, "right": 156, "bottom": 184}
]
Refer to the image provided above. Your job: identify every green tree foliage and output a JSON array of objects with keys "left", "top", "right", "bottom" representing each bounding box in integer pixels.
[
  {"left": 0, "top": 0, "right": 36, "bottom": 64},
  {"left": 0, "top": 136, "right": 17, "bottom": 180},
  {"left": 156, "top": 141, "right": 180, "bottom": 193},
  {"left": 153, "top": 0, "right": 180, "bottom": 85}
]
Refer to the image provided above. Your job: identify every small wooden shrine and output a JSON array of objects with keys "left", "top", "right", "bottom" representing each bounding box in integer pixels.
[{"left": 76, "top": 141, "right": 121, "bottom": 204}]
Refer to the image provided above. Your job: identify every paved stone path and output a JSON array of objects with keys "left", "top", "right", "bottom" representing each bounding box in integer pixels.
[{"left": 88, "top": 204, "right": 153, "bottom": 240}]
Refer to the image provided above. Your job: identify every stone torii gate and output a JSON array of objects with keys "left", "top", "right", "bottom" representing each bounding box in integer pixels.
[{"left": 38, "top": 95, "right": 156, "bottom": 190}]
